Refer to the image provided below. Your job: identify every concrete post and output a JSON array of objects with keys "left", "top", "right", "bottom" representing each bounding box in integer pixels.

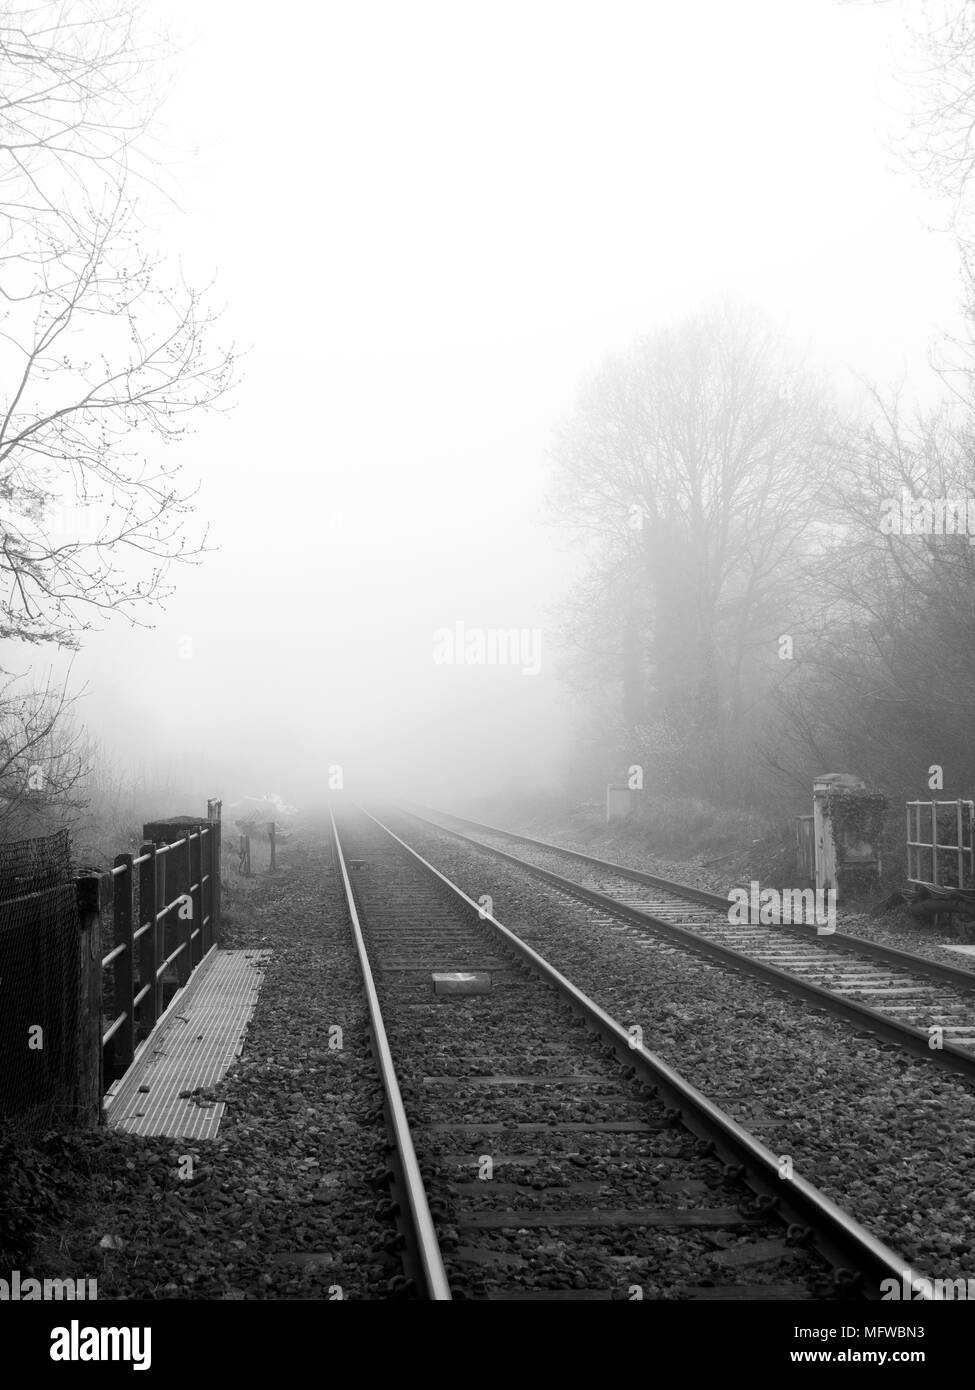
[
  {"left": 812, "top": 773, "right": 865, "bottom": 894},
  {"left": 606, "top": 785, "right": 633, "bottom": 824}
]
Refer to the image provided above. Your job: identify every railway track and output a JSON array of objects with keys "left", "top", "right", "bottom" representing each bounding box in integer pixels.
[
  {"left": 333, "top": 804, "right": 923, "bottom": 1301},
  {"left": 404, "top": 806, "right": 975, "bottom": 1083}
]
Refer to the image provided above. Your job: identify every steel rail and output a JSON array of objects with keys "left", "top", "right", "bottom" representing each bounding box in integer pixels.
[
  {"left": 414, "top": 806, "right": 975, "bottom": 989},
  {"left": 409, "top": 804, "right": 975, "bottom": 990},
  {"left": 402, "top": 806, "right": 975, "bottom": 1082},
  {"left": 361, "top": 806, "right": 934, "bottom": 1300},
  {"left": 329, "top": 809, "right": 452, "bottom": 1301}
]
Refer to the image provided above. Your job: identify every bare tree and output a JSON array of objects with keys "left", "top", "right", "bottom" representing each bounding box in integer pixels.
[
  {"left": 777, "top": 391, "right": 975, "bottom": 799},
  {"left": 864, "top": 0, "right": 975, "bottom": 211},
  {"left": 0, "top": 2, "right": 237, "bottom": 649},
  {"left": 0, "top": 667, "right": 90, "bottom": 837},
  {"left": 552, "top": 303, "right": 833, "bottom": 801}
]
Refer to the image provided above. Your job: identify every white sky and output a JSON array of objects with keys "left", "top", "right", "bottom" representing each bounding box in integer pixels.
[{"left": 60, "top": 0, "right": 968, "bottom": 805}]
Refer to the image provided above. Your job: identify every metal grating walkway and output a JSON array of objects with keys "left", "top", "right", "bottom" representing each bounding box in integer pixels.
[{"left": 104, "top": 949, "right": 271, "bottom": 1139}]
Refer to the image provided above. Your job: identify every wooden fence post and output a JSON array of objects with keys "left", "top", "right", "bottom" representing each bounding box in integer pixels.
[
  {"left": 175, "top": 833, "right": 192, "bottom": 987},
  {"left": 155, "top": 843, "right": 166, "bottom": 1015},
  {"left": 189, "top": 830, "right": 203, "bottom": 967},
  {"left": 212, "top": 816, "right": 222, "bottom": 943},
  {"left": 268, "top": 821, "right": 276, "bottom": 872},
  {"left": 201, "top": 825, "right": 212, "bottom": 953},
  {"left": 109, "top": 854, "right": 135, "bottom": 1080},
  {"left": 139, "top": 843, "right": 159, "bottom": 1031},
  {"left": 74, "top": 873, "right": 104, "bottom": 1127}
]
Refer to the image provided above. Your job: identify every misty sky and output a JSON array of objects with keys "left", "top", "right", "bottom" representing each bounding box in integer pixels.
[{"left": 59, "top": 0, "right": 965, "bottom": 807}]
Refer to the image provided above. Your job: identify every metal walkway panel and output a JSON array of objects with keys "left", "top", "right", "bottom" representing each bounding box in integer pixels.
[{"left": 105, "top": 949, "right": 270, "bottom": 1138}]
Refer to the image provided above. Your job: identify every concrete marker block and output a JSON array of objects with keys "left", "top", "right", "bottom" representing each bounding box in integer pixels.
[{"left": 433, "top": 971, "right": 492, "bottom": 996}]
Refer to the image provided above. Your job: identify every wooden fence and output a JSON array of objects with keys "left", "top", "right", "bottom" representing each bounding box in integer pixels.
[
  {"left": 77, "top": 805, "right": 223, "bottom": 1124},
  {"left": 1, "top": 803, "right": 223, "bottom": 1132},
  {"left": 236, "top": 820, "right": 276, "bottom": 877},
  {"left": 795, "top": 813, "right": 815, "bottom": 882}
]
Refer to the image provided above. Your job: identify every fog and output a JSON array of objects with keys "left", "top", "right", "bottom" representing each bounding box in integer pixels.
[{"left": 41, "top": 0, "right": 965, "bottom": 815}]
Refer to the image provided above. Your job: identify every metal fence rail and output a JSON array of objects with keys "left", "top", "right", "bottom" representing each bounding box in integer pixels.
[{"left": 906, "top": 799, "right": 975, "bottom": 889}]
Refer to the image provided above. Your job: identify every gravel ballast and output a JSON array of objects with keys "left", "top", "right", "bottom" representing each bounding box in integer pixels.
[
  {"left": 442, "top": 812, "right": 975, "bottom": 978},
  {"left": 392, "top": 813, "right": 975, "bottom": 1281},
  {"left": 3, "top": 820, "right": 398, "bottom": 1300}
]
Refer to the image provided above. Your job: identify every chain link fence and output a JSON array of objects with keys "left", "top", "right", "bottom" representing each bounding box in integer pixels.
[{"left": 0, "top": 829, "right": 78, "bottom": 1137}]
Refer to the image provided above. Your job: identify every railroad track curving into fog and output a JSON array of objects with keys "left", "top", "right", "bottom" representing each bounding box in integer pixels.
[
  {"left": 402, "top": 806, "right": 975, "bottom": 1084},
  {"left": 332, "top": 804, "right": 924, "bottom": 1301}
]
